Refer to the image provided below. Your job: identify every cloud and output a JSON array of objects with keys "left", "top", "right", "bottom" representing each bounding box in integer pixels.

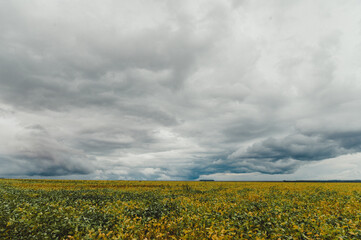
[
  {"left": 1, "top": 1, "right": 361, "bottom": 179},
  {"left": 218, "top": 132, "right": 352, "bottom": 176},
  {"left": 233, "top": 134, "right": 342, "bottom": 161},
  {"left": 0, "top": 113, "right": 94, "bottom": 176},
  {"left": 199, "top": 153, "right": 361, "bottom": 181}
]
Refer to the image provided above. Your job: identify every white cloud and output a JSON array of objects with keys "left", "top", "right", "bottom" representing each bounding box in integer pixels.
[{"left": 1, "top": 0, "right": 361, "bottom": 179}]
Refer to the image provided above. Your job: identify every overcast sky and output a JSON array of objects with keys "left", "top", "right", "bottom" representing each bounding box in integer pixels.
[{"left": 1, "top": 0, "right": 361, "bottom": 180}]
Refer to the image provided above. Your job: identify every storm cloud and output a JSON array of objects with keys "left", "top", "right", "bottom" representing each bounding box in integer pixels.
[{"left": 1, "top": 0, "right": 361, "bottom": 180}]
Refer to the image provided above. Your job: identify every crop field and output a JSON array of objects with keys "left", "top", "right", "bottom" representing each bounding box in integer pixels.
[{"left": 1, "top": 179, "right": 361, "bottom": 239}]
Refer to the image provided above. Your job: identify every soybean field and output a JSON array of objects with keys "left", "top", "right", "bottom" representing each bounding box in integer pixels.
[{"left": 1, "top": 179, "right": 361, "bottom": 239}]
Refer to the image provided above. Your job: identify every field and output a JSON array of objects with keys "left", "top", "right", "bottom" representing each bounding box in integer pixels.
[{"left": 1, "top": 179, "right": 361, "bottom": 239}]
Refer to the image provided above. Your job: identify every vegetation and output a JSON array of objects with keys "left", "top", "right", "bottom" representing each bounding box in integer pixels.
[{"left": 1, "top": 179, "right": 361, "bottom": 239}]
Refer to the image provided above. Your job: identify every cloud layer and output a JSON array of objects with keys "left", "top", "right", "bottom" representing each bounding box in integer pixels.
[{"left": 1, "top": 0, "right": 361, "bottom": 180}]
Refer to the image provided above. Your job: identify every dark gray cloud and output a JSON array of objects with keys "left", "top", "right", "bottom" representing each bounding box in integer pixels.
[
  {"left": 0, "top": 123, "right": 94, "bottom": 176},
  {"left": 236, "top": 134, "right": 343, "bottom": 162},
  {"left": 1, "top": 0, "right": 361, "bottom": 180},
  {"left": 192, "top": 127, "right": 361, "bottom": 179}
]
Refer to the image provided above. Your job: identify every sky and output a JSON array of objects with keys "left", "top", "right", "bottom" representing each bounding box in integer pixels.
[{"left": 1, "top": 0, "right": 361, "bottom": 180}]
